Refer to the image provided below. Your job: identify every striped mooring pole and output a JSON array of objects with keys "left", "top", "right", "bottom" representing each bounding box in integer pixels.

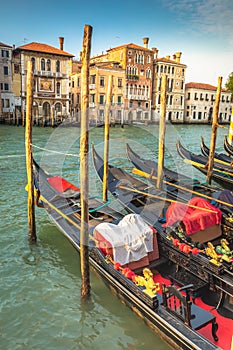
[{"left": 228, "top": 108, "right": 233, "bottom": 144}]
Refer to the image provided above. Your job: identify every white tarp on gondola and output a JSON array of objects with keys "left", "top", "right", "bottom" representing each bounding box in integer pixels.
[{"left": 94, "top": 214, "right": 153, "bottom": 265}]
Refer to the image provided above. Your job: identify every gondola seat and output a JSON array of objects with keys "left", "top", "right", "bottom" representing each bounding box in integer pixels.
[
  {"left": 94, "top": 214, "right": 159, "bottom": 270},
  {"left": 162, "top": 283, "right": 218, "bottom": 341},
  {"left": 163, "top": 197, "right": 222, "bottom": 243}
]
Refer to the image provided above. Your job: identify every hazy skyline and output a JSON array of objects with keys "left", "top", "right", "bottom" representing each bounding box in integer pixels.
[{"left": 1, "top": 0, "right": 232, "bottom": 86}]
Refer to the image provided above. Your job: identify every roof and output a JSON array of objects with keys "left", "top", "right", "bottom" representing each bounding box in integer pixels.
[
  {"left": 107, "top": 43, "right": 153, "bottom": 52},
  {"left": 186, "top": 82, "right": 229, "bottom": 92},
  {"left": 156, "top": 57, "right": 187, "bottom": 67},
  {"left": 0, "top": 42, "right": 12, "bottom": 48},
  {"left": 16, "top": 42, "right": 74, "bottom": 57}
]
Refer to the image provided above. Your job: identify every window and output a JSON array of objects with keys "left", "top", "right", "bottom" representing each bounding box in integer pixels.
[
  {"left": 90, "top": 75, "right": 96, "bottom": 84},
  {"left": 56, "top": 82, "right": 61, "bottom": 94},
  {"left": 100, "top": 76, "right": 105, "bottom": 87},
  {"left": 46, "top": 59, "right": 51, "bottom": 71},
  {"left": 147, "top": 55, "right": 151, "bottom": 63},
  {"left": 90, "top": 94, "right": 95, "bottom": 103},
  {"left": 117, "top": 96, "right": 122, "bottom": 105},
  {"left": 1, "top": 50, "right": 9, "bottom": 58},
  {"left": 56, "top": 60, "right": 60, "bottom": 72},
  {"left": 198, "top": 112, "right": 202, "bottom": 119},
  {"left": 72, "top": 80, "right": 74, "bottom": 88},
  {"left": 99, "top": 95, "right": 104, "bottom": 104},
  {"left": 31, "top": 57, "right": 35, "bottom": 71},
  {"left": 14, "top": 64, "right": 20, "bottom": 74},
  {"left": 187, "top": 92, "right": 190, "bottom": 100},
  {"left": 4, "top": 66, "right": 8, "bottom": 75},
  {"left": 41, "top": 58, "right": 45, "bottom": 71},
  {"left": 118, "top": 78, "right": 122, "bottom": 87},
  {"left": 5, "top": 99, "right": 10, "bottom": 108},
  {"left": 4, "top": 83, "right": 9, "bottom": 90},
  {"left": 194, "top": 93, "right": 198, "bottom": 100},
  {"left": 146, "top": 69, "right": 151, "bottom": 79}
]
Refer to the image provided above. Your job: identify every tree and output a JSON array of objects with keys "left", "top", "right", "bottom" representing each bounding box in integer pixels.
[{"left": 225, "top": 72, "right": 233, "bottom": 96}]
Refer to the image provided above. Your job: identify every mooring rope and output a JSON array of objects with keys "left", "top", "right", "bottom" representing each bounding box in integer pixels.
[{"left": 31, "top": 143, "right": 79, "bottom": 157}]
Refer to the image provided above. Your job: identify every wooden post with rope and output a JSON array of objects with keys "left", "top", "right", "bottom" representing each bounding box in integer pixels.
[
  {"left": 206, "top": 77, "right": 222, "bottom": 184},
  {"left": 25, "top": 60, "right": 36, "bottom": 241},
  {"left": 157, "top": 74, "right": 167, "bottom": 189},
  {"left": 80, "top": 24, "right": 92, "bottom": 298},
  {"left": 103, "top": 75, "right": 113, "bottom": 202}
]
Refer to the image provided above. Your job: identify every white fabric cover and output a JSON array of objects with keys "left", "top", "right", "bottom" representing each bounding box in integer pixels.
[{"left": 95, "top": 214, "right": 153, "bottom": 265}]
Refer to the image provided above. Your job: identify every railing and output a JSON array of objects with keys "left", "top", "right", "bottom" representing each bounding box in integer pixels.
[
  {"left": 34, "top": 70, "right": 66, "bottom": 78},
  {"left": 127, "top": 94, "right": 148, "bottom": 101},
  {"left": 89, "top": 84, "right": 96, "bottom": 89}
]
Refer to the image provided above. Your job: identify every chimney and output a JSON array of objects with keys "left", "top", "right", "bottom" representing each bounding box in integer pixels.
[
  {"left": 175, "top": 51, "right": 182, "bottom": 63},
  {"left": 143, "top": 37, "right": 149, "bottom": 48},
  {"left": 173, "top": 54, "right": 176, "bottom": 61},
  {"left": 59, "top": 37, "right": 64, "bottom": 51},
  {"left": 152, "top": 47, "right": 159, "bottom": 59},
  {"left": 165, "top": 55, "right": 170, "bottom": 60}
]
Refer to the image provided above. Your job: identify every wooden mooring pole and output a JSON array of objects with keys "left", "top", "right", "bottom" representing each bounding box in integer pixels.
[
  {"left": 80, "top": 24, "right": 92, "bottom": 298},
  {"left": 157, "top": 74, "right": 167, "bottom": 189},
  {"left": 103, "top": 75, "right": 113, "bottom": 202},
  {"left": 25, "top": 60, "right": 36, "bottom": 241},
  {"left": 206, "top": 76, "right": 222, "bottom": 184}
]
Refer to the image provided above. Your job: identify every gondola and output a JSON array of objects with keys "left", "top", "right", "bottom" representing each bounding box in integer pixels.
[
  {"left": 224, "top": 135, "right": 233, "bottom": 157},
  {"left": 126, "top": 143, "right": 221, "bottom": 197},
  {"left": 33, "top": 157, "right": 232, "bottom": 350},
  {"left": 177, "top": 140, "right": 233, "bottom": 190},
  {"left": 125, "top": 143, "right": 233, "bottom": 230},
  {"left": 200, "top": 137, "right": 232, "bottom": 166}
]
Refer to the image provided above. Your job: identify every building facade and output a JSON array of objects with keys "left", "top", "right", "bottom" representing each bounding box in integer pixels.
[
  {"left": 0, "top": 42, "right": 14, "bottom": 121},
  {"left": 89, "top": 38, "right": 155, "bottom": 123},
  {"left": 70, "top": 60, "right": 126, "bottom": 124},
  {"left": 184, "top": 82, "right": 232, "bottom": 124},
  {"left": 152, "top": 52, "right": 187, "bottom": 123},
  {"left": 12, "top": 37, "right": 74, "bottom": 125}
]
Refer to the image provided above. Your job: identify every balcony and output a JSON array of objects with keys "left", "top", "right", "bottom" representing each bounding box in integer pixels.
[
  {"left": 34, "top": 70, "right": 66, "bottom": 78},
  {"left": 89, "top": 84, "right": 96, "bottom": 89},
  {"left": 89, "top": 102, "right": 95, "bottom": 108},
  {"left": 128, "top": 94, "right": 148, "bottom": 101}
]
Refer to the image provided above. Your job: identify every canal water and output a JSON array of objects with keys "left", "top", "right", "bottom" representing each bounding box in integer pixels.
[{"left": 0, "top": 123, "right": 228, "bottom": 350}]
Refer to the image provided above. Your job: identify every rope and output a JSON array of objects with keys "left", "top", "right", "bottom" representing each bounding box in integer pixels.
[{"left": 31, "top": 143, "right": 79, "bottom": 157}]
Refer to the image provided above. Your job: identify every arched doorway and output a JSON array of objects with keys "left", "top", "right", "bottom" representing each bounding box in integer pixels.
[
  {"left": 42, "top": 102, "right": 51, "bottom": 126},
  {"left": 54, "top": 102, "right": 62, "bottom": 125}
]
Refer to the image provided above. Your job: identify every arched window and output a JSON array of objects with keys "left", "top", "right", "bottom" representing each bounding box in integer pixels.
[
  {"left": 31, "top": 57, "right": 35, "bottom": 71},
  {"left": 146, "top": 69, "right": 151, "bottom": 78},
  {"left": 147, "top": 55, "right": 151, "bottom": 63},
  {"left": 56, "top": 82, "right": 61, "bottom": 95},
  {"left": 41, "top": 58, "right": 45, "bottom": 71},
  {"left": 46, "top": 59, "right": 51, "bottom": 71},
  {"left": 56, "top": 60, "right": 60, "bottom": 72}
]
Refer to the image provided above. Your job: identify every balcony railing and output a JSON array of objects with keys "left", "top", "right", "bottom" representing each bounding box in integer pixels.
[
  {"left": 127, "top": 94, "right": 148, "bottom": 101},
  {"left": 34, "top": 70, "right": 66, "bottom": 78}
]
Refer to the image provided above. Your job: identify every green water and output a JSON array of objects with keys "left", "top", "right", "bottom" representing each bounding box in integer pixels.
[{"left": 0, "top": 123, "right": 228, "bottom": 350}]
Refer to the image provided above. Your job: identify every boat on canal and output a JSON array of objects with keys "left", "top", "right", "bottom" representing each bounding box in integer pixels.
[
  {"left": 200, "top": 137, "right": 232, "bottom": 166},
  {"left": 32, "top": 157, "right": 233, "bottom": 350},
  {"left": 177, "top": 141, "right": 233, "bottom": 190}
]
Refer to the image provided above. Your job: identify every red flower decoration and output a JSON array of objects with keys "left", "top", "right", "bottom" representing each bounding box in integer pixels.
[
  {"left": 192, "top": 247, "right": 199, "bottom": 255},
  {"left": 114, "top": 262, "right": 121, "bottom": 270}
]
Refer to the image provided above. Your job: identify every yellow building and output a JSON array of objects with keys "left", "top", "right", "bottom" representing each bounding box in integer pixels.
[
  {"left": 12, "top": 37, "right": 74, "bottom": 125},
  {"left": 70, "top": 60, "right": 125, "bottom": 125}
]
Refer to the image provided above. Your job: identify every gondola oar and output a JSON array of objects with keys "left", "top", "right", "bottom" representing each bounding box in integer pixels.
[
  {"left": 117, "top": 184, "right": 219, "bottom": 214},
  {"left": 183, "top": 158, "right": 233, "bottom": 177},
  {"left": 132, "top": 167, "right": 233, "bottom": 208}
]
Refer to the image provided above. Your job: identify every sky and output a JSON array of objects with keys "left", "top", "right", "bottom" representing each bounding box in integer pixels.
[{"left": 1, "top": 0, "right": 232, "bottom": 86}]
